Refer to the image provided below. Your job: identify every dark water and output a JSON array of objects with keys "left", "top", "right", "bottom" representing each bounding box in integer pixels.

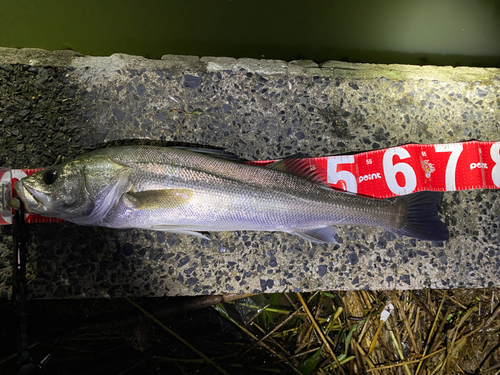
[
  {"left": 2, "top": 0, "right": 500, "bottom": 66},
  {"left": 1, "top": 1, "right": 500, "bottom": 64}
]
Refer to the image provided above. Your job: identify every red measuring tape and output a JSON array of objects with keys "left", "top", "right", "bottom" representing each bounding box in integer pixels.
[
  {"left": 2, "top": 140, "right": 499, "bottom": 225},
  {"left": 249, "top": 140, "right": 500, "bottom": 197}
]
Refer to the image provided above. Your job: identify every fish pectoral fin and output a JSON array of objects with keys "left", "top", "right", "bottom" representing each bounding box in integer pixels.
[
  {"left": 125, "top": 189, "right": 194, "bottom": 210},
  {"left": 291, "top": 226, "right": 338, "bottom": 244},
  {"left": 150, "top": 225, "right": 209, "bottom": 240}
]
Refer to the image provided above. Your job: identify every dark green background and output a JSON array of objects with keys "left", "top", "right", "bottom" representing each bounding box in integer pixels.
[{"left": 1, "top": 0, "right": 500, "bottom": 66}]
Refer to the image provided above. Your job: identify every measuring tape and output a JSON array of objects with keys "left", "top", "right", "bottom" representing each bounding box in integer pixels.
[
  {"left": 2, "top": 140, "right": 499, "bottom": 225},
  {"left": 249, "top": 140, "right": 500, "bottom": 197}
]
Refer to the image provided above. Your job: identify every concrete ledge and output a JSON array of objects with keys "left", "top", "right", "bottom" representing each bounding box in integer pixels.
[
  {"left": 0, "top": 47, "right": 499, "bottom": 298},
  {"left": 2, "top": 47, "right": 497, "bottom": 81}
]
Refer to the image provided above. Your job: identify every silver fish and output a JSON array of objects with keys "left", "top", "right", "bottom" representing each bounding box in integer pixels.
[{"left": 14, "top": 146, "right": 449, "bottom": 243}]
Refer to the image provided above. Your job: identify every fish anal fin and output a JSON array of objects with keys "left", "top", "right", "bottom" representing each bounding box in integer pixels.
[
  {"left": 151, "top": 225, "right": 209, "bottom": 240},
  {"left": 126, "top": 189, "right": 193, "bottom": 210},
  {"left": 291, "top": 225, "right": 338, "bottom": 243},
  {"left": 266, "top": 155, "right": 328, "bottom": 186}
]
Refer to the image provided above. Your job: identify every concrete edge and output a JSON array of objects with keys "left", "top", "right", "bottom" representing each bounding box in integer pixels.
[
  {"left": 0, "top": 47, "right": 84, "bottom": 67},
  {"left": 1, "top": 47, "right": 499, "bottom": 83}
]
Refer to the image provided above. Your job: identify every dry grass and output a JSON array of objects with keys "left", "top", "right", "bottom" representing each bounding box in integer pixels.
[
  {"left": 1, "top": 289, "right": 500, "bottom": 374},
  {"left": 175, "top": 289, "right": 500, "bottom": 374}
]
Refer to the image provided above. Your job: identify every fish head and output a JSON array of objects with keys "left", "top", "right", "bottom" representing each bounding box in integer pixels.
[
  {"left": 15, "top": 156, "right": 132, "bottom": 223},
  {"left": 15, "top": 161, "right": 93, "bottom": 219}
]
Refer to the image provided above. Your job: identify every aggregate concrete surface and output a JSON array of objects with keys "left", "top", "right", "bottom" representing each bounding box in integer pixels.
[{"left": 0, "top": 47, "right": 499, "bottom": 298}]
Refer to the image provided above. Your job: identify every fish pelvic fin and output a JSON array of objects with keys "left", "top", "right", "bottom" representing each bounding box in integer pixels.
[
  {"left": 125, "top": 189, "right": 194, "bottom": 210},
  {"left": 393, "top": 191, "right": 449, "bottom": 241},
  {"left": 291, "top": 225, "right": 338, "bottom": 243}
]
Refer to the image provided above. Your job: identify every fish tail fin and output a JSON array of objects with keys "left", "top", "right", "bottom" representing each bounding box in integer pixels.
[{"left": 394, "top": 192, "right": 449, "bottom": 241}]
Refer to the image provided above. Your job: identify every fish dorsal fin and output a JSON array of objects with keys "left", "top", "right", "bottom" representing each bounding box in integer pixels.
[
  {"left": 266, "top": 154, "right": 328, "bottom": 185},
  {"left": 291, "top": 225, "right": 338, "bottom": 243},
  {"left": 173, "top": 147, "right": 245, "bottom": 162},
  {"left": 124, "top": 189, "right": 194, "bottom": 210}
]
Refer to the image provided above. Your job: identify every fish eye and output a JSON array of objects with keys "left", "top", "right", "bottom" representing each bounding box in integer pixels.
[{"left": 43, "top": 170, "right": 58, "bottom": 185}]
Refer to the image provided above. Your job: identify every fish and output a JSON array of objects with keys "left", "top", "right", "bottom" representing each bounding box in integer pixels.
[{"left": 14, "top": 146, "right": 449, "bottom": 243}]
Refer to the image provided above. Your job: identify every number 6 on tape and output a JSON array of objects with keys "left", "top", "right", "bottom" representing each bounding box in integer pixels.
[{"left": 382, "top": 147, "right": 417, "bottom": 195}]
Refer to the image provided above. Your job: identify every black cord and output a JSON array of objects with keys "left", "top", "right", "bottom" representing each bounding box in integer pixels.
[{"left": 12, "top": 203, "right": 35, "bottom": 375}]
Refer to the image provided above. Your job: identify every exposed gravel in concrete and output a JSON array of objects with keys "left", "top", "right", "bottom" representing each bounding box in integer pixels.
[{"left": 0, "top": 48, "right": 499, "bottom": 298}]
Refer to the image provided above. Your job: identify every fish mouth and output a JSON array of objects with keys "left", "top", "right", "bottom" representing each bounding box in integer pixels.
[{"left": 14, "top": 180, "right": 45, "bottom": 213}]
